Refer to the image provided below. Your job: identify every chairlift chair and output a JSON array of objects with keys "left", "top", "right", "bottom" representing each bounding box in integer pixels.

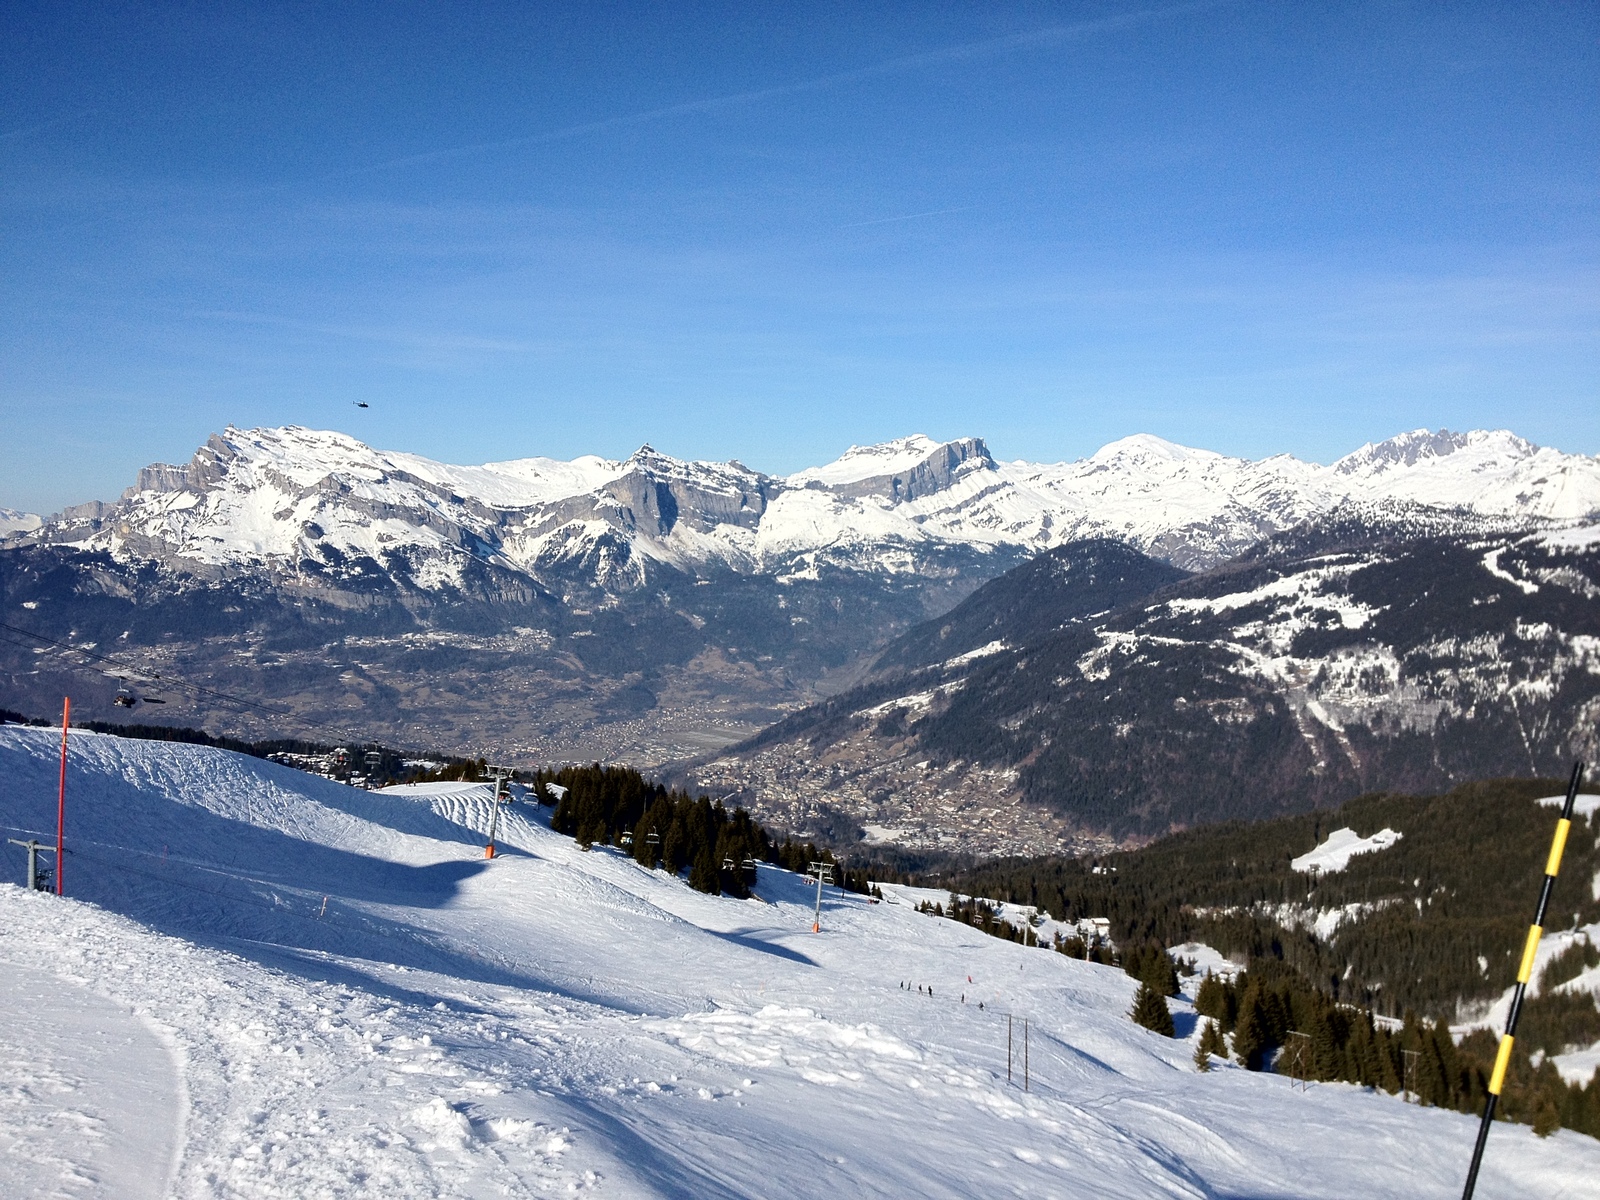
[
  {"left": 113, "top": 688, "right": 137, "bottom": 707},
  {"left": 620, "top": 831, "right": 633, "bottom": 847}
]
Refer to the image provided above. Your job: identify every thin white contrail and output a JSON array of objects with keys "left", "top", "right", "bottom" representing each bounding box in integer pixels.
[
  {"left": 842, "top": 206, "right": 976, "bottom": 228},
  {"left": 357, "top": 1, "right": 1222, "bottom": 175}
]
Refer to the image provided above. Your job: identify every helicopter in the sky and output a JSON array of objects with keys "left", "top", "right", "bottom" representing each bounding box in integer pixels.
[{"left": 353, "top": 402, "right": 370, "bottom": 409}]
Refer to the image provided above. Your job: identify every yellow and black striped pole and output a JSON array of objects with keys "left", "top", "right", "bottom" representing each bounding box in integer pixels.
[{"left": 1460, "top": 760, "right": 1586, "bottom": 1200}]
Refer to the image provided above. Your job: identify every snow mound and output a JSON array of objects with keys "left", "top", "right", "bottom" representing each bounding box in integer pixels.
[
  {"left": 1291, "top": 826, "right": 1404, "bottom": 874},
  {"left": 1169, "top": 941, "right": 1243, "bottom": 981}
]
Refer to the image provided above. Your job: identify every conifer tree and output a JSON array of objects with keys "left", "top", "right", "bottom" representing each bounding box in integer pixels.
[
  {"left": 1195, "top": 1018, "right": 1227, "bottom": 1070},
  {"left": 1131, "top": 981, "right": 1176, "bottom": 1037},
  {"left": 1233, "top": 983, "right": 1266, "bottom": 1069},
  {"left": 1310, "top": 1003, "right": 1338, "bottom": 1079},
  {"left": 1141, "top": 953, "right": 1181, "bottom": 999},
  {"left": 689, "top": 847, "right": 720, "bottom": 895},
  {"left": 662, "top": 818, "right": 692, "bottom": 875}
]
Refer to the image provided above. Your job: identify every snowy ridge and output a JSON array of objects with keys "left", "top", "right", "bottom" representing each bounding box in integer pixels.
[
  {"left": 787, "top": 433, "right": 948, "bottom": 486},
  {"left": 0, "top": 506, "right": 42, "bottom": 536},
  {"left": 4, "top": 726, "right": 1599, "bottom": 1196},
  {"left": 19, "top": 424, "right": 1600, "bottom": 590},
  {"left": 1290, "top": 827, "right": 1404, "bottom": 874}
]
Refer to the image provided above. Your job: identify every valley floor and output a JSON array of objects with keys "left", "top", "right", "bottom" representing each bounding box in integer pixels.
[{"left": 1, "top": 726, "right": 1596, "bottom": 1198}]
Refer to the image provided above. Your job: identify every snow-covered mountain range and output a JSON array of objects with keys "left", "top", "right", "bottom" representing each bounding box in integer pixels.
[
  {"left": 2, "top": 424, "right": 1597, "bottom": 771},
  {"left": 13, "top": 425, "right": 1600, "bottom": 583}
]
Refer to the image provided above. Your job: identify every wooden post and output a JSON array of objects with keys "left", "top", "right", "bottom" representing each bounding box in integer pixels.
[{"left": 56, "top": 697, "right": 69, "bottom": 896}]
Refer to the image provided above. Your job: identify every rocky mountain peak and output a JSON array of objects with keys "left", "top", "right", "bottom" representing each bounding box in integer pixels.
[
  {"left": 789, "top": 434, "right": 995, "bottom": 504},
  {"left": 1332, "top": 428, "right": 1537, "bottom": 475}
]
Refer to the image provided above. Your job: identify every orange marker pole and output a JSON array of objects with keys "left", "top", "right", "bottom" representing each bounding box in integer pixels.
[
  {"left": 1461, "top": 760, "right": 1585, "bottom": 1199},
  {"left": 56, "top": 696, "right": 69, "bottom": 896}
]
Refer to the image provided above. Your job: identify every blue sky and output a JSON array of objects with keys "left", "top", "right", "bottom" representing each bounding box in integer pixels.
[{"left": 2, "top": 1, "right": 1596, "bottom": 512}]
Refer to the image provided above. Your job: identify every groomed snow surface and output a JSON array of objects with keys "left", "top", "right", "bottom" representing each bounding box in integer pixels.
[{"left": 2, "top": 728, "right": 1597, "bottom": 1198}]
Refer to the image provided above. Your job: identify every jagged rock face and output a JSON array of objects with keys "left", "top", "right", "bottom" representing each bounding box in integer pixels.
[
  {"left": 690, "top": 522, "right": 1600, "bottom": 851},
  {"left": 825, "top": 436, "right": 993, "bottom": 503},
  {"left": 3, "top": 424, "right": 1598, "bottom": 775}
]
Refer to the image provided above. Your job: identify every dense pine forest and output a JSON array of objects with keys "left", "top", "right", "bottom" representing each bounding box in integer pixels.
[
  {"left": 915, "top": 776, "right": 1600, "bottom": 1140},
  {"left": 536, "top": 763, "right": 873, "bottom": 899}
]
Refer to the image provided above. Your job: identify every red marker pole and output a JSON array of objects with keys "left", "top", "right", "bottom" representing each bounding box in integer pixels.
[{"left": 56, "top": 696, "right": 69, "bottom": 895}]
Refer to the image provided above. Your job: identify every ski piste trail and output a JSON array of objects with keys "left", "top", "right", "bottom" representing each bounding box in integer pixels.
[{"left": 1, "top": 726, "right": 1596, "bottom": 1198}]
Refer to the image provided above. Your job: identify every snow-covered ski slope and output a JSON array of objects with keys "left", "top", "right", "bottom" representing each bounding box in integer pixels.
[{"left": 2, "top": 727, "right": 1596, "bottom": 1199}]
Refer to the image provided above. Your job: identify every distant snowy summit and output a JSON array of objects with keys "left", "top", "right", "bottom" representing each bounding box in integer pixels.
[
  {"left": 0, "top": 507, "right": 42, "bottom": 536},
  {"left": 13, "top": 424, "right": 1600, "bottom": 587}
]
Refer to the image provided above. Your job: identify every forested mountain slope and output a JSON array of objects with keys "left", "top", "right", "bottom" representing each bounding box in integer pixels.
[
  {"left": 691, "top": 519, "right": 1600, "bottom": 849},
  {"left": 933, "top": 775, "right": 1600, "bottom": 1137}
]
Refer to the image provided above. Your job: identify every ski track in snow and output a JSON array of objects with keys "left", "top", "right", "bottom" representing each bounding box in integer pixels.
[
  {"left": 0, "top": 963, "right": 182, "bottom": 1200},
  {"left": 3, "top": 725, "right": 1600, "bottom": 1198}
]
